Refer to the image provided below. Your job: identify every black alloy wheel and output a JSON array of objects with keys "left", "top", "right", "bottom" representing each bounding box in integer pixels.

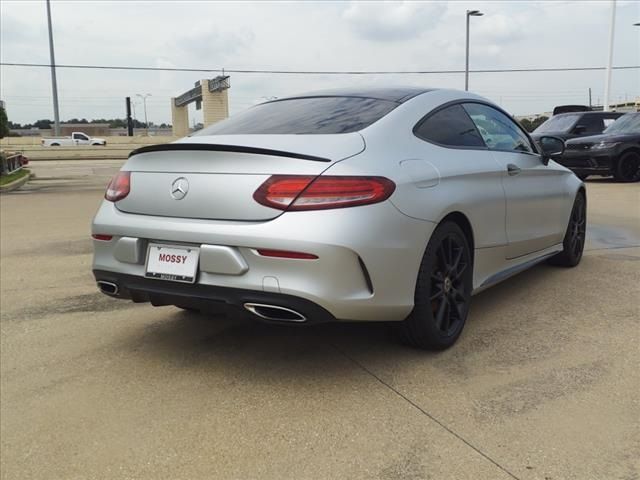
[
  {"left": 568, "top": 195, "right": 586, "bottom": 261},
  {"left": 549, "top": 192, "right": 586, "bottom": 267},
  {"left": 430, "top": 236, "right": 469, "bottom": 337},
  {"left": 614, "top": 151, "right": 640, "bottom": 182},
  {"left": 400, "top": 221, "right": 472, "bottom": 350}
]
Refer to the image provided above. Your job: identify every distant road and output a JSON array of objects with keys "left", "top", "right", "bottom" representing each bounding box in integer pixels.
[{"left": 14, "top": 159, "right": 124, "bottom": 193}]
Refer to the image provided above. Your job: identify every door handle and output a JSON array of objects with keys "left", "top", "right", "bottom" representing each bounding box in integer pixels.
[{"left": 507, "top": 164, "right": 522, "bottom": 176}]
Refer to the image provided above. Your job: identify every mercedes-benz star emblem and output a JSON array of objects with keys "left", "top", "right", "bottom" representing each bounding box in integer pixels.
[{"left": 170, "top": 177, "right": 189, "bottom": 200}]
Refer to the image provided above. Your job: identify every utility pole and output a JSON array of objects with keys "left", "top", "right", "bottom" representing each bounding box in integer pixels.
[
  {"left": 131, "top": 100, "right": 137, "bottom": 123},
  {"left": 465, "top": 10, "right": 484, "bottom": 91},
  {"left": 136, "top": 93, "right": 151, "bottom": 135},
  {"left": 46, "top": 0, "right": 60, "bottom": 136},
  {"left": 588, "top": 88, "right": 592, "bottom": 109},
  {"left": 125, "top": 97, "right": 133, "bottom": 136},
  {"left": 603, "top": 0, "right": 616, "bottom": 111}
]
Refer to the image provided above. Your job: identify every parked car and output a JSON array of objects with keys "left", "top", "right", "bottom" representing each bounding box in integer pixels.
[
  {"left": 92, "top": 87, "right": 585, "bottom": 350},
  {"left": 531, "top": 111, "right": 624, "bottom": 142},
  {"left": 41, "top": 131, "right": 107, "bottom": 147},
  {"left": 561, "top": 112, "right": 640, "bottom": 182}
]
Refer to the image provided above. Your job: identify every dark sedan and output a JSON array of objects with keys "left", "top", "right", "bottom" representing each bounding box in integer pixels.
[{"left": 560, "top": 113, "right": 640, "bottom": 182}]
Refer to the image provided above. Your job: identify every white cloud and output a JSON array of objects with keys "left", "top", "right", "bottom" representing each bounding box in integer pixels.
[
  {"left": 343, "top": 1, "right": 447, "bottom": 41},
  {"left": 0, "top": 0, "right": 638, "bottom": 124}
]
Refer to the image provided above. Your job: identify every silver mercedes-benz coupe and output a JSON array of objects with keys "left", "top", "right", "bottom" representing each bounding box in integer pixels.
[{"left": 92, "top": 87, "right": 586, "bottom": 349}]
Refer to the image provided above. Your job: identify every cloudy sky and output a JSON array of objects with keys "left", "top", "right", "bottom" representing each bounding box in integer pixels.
[{"left": 1, "top": 0, "right": 638, "bottom": 125}]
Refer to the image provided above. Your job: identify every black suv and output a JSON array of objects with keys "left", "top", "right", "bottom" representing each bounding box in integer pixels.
[
  {"left": 531, "top": 111, "right": 624, "bottom": 142},
  {"left": 560, "top": 113, "right": 640, "bottom": 182}
]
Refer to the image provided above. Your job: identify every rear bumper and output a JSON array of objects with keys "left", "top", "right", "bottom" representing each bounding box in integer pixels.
[
  {"left": 93, "top": 270, "right": 336, "bottom": 324},
  {"left": 92, "top": 200, "right": 435, "bottom": 322}
]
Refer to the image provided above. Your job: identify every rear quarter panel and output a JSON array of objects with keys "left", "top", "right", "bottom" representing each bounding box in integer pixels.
[{"left": 327, "top": 90, "right": 509, "bottom": 249}]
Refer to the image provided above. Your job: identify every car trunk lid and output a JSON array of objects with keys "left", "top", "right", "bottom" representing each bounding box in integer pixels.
[{"left": 115, "top": 134, "right": 364, "bottom": 221}]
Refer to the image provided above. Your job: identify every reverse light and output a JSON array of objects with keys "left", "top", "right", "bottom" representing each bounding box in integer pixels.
[
  {"left": 256, "top": 249, "right": 318, "bottom": 260},
  {"left": 105, "top": 171, "right": 131, "bottom": 202},
  {"left": 253, "top": 175, "right": 395, "bottom": 211}
]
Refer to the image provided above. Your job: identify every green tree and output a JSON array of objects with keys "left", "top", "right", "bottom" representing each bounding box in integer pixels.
[
  {"left": 109, "top": 119, "right": 127, "bottom": 128},
  {"left": 520, "top": 116, "right": 549, "bottom": 133},
  {"left": 0, "top": 106, "right": 9, "bottom": 138},
  {"left": 33, "top": 119, "right": 53, "bottom": 129},
  {"left": 531, "top": 116, "right": 548, "bottom": 131}
]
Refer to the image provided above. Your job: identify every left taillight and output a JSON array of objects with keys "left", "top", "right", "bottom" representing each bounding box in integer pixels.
[
  {"left": 105, "top": 171, "right": 130, "bottom": 202},
  {"left": 253, "top": 175, "right": 396, "bottom": 211}
]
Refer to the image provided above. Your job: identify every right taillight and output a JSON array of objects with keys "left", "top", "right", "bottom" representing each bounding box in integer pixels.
[
  {"left": 254, "top": 175, "right": 395, "bottom": 211},
  {"left": 105, "top": 171, "right": 131, "bottom": 202}
]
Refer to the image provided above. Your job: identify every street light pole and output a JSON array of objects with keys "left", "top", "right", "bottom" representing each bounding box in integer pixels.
[
  {"left": 465, "top": 10, "right": 484, "bottom": 91},
  {"left": 45, "top": 0, "right": 61, "bottom": 136},
  {"left": 136, "top": 93, "right": 151, "bottom": 135},
  {"left": 603, "top": 0, "right": 616, "bottom": 111}
]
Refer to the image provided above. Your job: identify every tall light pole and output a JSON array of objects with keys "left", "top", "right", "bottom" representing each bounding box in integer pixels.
[
  {"left": 465, "top": 10, "right": 484, "bottom": 91},
  {"left": 46, "top": 0, "right": 60, "bottom": 136},
  {"left": 603, "top": 0, "right": 616, "bottom": 111},
  {"left": 136, "top": 93, "right": 151, "bottom": 134}
]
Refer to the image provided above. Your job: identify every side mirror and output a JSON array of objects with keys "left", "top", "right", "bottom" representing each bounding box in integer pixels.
[
  {"left": 572, "top": 125, "right": 586, "bottom": 134},
  {"left": 538, "top": 135, "right": 565, "bottom": 165}
]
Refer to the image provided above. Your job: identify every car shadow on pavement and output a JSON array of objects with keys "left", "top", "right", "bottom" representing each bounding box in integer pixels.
[{"left": 118, "top": 259, "right": 568, "bottom": 381}]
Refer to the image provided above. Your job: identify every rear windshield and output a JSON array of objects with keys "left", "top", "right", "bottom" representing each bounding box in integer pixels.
[
  {"left": 534, "top": 114, "right": 581, "bottom": 133},
  {"left": 193, "top": 96, "right": 399, "bottom": 135}
]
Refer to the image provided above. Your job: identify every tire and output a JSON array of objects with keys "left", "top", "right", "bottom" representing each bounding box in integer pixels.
[
  {"left": 399, "top": 221, "right": 473, "bottom": 350},
  {"left": 50, "top": 143, "right": 60, "bottom": 147},
  {"left": 613, "top": 151, "right": 640, "bottom": 182},
  {"left": 548, "top": 192, "right": 586, "bottom": 267}
]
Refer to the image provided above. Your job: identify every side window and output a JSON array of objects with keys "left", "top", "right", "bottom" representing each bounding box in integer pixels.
[
  {"left": 463, "top": 103, "right": 534, "bottom": 153},
  {"left": 578, "top": 116, "right": 604, "bottom": 134},
  {"left": 414, "top": 104, "right": 485, "bottom": 148}
]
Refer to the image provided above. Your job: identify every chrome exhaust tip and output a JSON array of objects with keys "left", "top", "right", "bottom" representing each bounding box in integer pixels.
[
  {"left": 97, "top": 281, "right": 119, "bottom": 296},
  {"left": 243, "top": 303, "right": 306, "bottom": 322}
]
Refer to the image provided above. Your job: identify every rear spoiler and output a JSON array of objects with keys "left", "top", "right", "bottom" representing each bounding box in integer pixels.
[
  {"left": 552, "top": 105, "right": 591, "bottom": 115},
  {"left": 128, "top": 143, "right": 331, "bottom": 162}
]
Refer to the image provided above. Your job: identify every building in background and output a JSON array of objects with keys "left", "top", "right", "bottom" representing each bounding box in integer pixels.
[
  {"left": 50, "top": 123, "right": 111, "bottom": 137},
  {"left": 518, "top": 97, "right": 639, "bottom": 122}
]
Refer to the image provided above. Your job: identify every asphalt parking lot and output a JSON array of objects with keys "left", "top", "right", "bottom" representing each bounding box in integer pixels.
[{"left": 1, "top": 161, "right": 639, "bottom": 480}]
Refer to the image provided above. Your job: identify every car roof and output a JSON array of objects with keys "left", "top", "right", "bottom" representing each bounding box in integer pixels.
[{"left": 272, "top": 87, "right": 437, "bottom": 104}]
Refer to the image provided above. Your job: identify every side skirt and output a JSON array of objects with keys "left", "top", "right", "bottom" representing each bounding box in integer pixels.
[{"left": 471, "top": 243, "right": 563, "bottom": 295}]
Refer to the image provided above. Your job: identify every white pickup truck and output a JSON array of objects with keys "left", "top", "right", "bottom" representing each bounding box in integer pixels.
[{"left": 41, "top": 132, "right": 107, "bottom": 147}]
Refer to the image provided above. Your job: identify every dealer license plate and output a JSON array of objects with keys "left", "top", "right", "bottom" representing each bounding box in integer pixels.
[{"left": 145, "top": 244, "right": 200, "bottom": 283}]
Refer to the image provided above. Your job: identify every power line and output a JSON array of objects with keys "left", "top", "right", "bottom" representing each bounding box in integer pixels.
[{"left": 1, "top": 62, "right": 639, "bottom": 75}]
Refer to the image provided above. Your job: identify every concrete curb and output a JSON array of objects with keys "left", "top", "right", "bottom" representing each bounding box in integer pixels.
[{"left": 0, "top": 171, "right": 31, "bottom": 193}]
